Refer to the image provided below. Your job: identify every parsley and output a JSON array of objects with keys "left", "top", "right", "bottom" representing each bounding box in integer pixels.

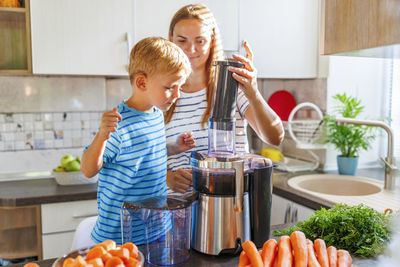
[{"left": 273, "top": 204, "right": 391, "bottom": 257}]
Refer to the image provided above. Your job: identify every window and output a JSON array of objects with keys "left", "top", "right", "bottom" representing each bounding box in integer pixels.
[{"left": 390, "top": 59, "right": 400, "bottom": 161}]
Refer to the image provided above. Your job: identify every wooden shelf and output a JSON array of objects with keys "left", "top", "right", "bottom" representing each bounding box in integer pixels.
[
  {"left": 0, "top": 205, "right": 42, "bottom": 260},
  {"left": 0, "top": 0, "right": 31, "bottom": 73},
  {"left": 0, "top": 7, "right": 26, "bottom": 13}
]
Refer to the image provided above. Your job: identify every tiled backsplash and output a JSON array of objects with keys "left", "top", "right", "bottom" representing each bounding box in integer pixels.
[
  {"left": 0, "top": 111, "right": 102, "bottom": 151},
  {"left": 0, "top": 75, "right": 327, "bottom": 174}
]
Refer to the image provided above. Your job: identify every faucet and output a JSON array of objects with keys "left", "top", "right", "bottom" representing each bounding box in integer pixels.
[{"left": 336, "top": 118, "right": 397, "bottom": 190}]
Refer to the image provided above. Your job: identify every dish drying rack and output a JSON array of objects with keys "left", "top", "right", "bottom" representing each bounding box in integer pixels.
[{"left": 277, "top": 102, "right": 325, "bottom": 172}]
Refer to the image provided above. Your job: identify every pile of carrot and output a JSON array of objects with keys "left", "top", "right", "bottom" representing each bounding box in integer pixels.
[
  {"left": 62, "top": 240, "right": 141, "bottom": 267},
  {"left": 238, "top": 231, "right": 352, "bottom": 267}
]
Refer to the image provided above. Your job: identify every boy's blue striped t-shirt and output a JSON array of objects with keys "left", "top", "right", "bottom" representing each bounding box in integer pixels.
[{"left": 91, "top": 101, "right": 168, "bottom": 245}]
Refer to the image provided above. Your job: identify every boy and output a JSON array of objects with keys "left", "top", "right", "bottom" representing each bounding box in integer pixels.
[{"left": 81, "top": 37, "right": 193, "bottom": 245}]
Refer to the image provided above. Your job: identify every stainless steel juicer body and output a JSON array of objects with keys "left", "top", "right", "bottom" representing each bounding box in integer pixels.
[{"left": 190, "top": 153, "right": 250, "bottom": 255}]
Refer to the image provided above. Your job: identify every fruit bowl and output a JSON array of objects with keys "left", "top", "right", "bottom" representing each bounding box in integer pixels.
[
  {"left": 52, "top": 246, "right": 144, "bottom": 267},
  {"left": 52, "top": 171, "right": 98, "bottom": 186}
]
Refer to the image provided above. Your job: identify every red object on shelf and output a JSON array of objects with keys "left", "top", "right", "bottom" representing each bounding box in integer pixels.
[{"left": 267, "top": 90, "right": 297, "bottom": 121}]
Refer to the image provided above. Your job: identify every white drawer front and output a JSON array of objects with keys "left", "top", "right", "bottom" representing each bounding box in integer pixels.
[
  {"left": 42, "top": 231, "right": 74, "bottom": 259},
  {"left": 41, "top": 200, "right": 98, "bottom": 234}
]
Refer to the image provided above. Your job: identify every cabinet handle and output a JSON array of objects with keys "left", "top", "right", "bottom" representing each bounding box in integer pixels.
[
  {"left": 72, "top": 213, "right": 98, "bottom": 219},
  {"left": 284, "top": 204, "right": 292, "bottom": 224},
  {"left": 291, "top": 207, "right": 298, "bottom": 223},
  {"left": 125, "top": 32, "right": 132, "bottom": 72}
]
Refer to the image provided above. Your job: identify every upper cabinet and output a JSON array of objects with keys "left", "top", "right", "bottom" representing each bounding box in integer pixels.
[
  {"left": 133, "top": 0, "right": 240, "bottom": 52},
  {"left": 0, "top": 0, "right": 32, "bottom": 74},
  {"left": 239, "top": 0, "right": 319, "bottom": 78},
  {"left": 30, "top": 0, "right": 134, "bottom": 75},
  {"left": 320, "top": 0, "right": 400, "bottom": 58},
  {"left": 1, "top": 0, "right": 320, "bottom": 77}
]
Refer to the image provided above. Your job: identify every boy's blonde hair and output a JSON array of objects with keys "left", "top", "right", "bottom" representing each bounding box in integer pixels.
[
  {"left": 165, "top": 4, "right": 224, "bottom": 127},
  {"left": 128, "top": 37, "right": 191, "bottom": 84}
]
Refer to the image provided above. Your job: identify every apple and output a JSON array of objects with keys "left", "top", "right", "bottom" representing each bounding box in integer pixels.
[
  {"left": 75, "top": 156, "right": 81, "bottom": 164},
  {"left": 61, "top": 154, "right": 75, "bottom": 168},
  {"left": 65, "top": 160, "right": 81, "bottom": 172},
  {"left": 53, "top": 166, "right": 66, "bottom": 172}
]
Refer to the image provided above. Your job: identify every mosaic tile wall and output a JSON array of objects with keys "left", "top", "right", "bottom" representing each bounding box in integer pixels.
[{"left": 0, "top": 111, "right": 102, "bottom": 151}]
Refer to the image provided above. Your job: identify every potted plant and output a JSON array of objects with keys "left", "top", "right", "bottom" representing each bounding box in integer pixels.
[{"left": 323, "top": 93, "right": 376, "bottom": 175}]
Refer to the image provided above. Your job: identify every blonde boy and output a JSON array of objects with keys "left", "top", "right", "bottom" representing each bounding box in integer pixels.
[{"left": 81, "top": 37, "right": 193, "bottom": 245}]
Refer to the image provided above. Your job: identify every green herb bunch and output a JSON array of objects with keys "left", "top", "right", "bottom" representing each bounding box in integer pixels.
[
  {"left": 273, "top": 204, "right": 391, "bottom": 257},
  {"left": 323, "top": 93, "right": 375, "bottom": 157}
]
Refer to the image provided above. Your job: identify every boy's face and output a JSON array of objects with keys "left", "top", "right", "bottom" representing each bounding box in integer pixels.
[{"left": 146, "top": 70, "right": 186, "bottom": 112}]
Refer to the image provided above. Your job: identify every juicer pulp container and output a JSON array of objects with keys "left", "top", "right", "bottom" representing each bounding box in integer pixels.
[{"left": 121, "top": 193, "right": 196, "bottom": 266}]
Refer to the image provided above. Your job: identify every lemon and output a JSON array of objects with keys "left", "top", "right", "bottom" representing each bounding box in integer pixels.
[{"left": 260, "top": 147, "right": 284, "bottom": 162}]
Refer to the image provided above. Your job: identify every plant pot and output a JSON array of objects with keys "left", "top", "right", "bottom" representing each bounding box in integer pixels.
[{"left": 337, "top": 155, "right": 359, "bottom": 175}]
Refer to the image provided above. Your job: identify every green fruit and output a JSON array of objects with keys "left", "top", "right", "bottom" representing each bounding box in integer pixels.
[
  {"left": 76, "top": 156, "right": 81, "bottom": 164},
  {"left": 65, "top": 160, "right": 81, "bottom": 172},
  {"left": 53, "top": 166, "right": 66, "bottom": 172},
  {"left": 61, "top": 154, "right": 75, "bottom": 168}
]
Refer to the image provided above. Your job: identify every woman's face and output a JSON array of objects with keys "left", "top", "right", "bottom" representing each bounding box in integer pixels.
[{"left": 171, "top": 19, "right": 213, "bottom": 71}]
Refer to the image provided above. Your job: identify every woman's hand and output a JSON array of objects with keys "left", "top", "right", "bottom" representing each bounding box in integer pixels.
[
  {"left": 229, "top": 41, "right": 284, "bottom": 146},
  {"left": 166, "top": 169, "right": 193, "bottom": 193},
  {"left": 229, "top": 41, "right": 259, "bottom": 100}
]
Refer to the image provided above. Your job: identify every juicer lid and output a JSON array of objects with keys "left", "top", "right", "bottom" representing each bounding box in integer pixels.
[{"left": 122, "top": 191, "right": 198, "bottom": 211}]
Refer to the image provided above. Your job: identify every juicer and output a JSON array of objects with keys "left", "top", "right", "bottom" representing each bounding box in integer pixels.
[{"left": 190, "top": 59, "right": 274, "bottom": 255}]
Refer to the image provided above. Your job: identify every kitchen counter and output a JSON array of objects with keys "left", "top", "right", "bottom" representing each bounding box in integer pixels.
[
  {"left": 0, "top": 170, "right": 329, "bottom": 209},
  {"left": 0, "top": 168, "right": 389, "bottom": 211},
  {"left": 0, "top": 178, "right": 97, "bottom": 206},
  {"left": 8, "top": 223, "right": 380, "bottom": 267}
]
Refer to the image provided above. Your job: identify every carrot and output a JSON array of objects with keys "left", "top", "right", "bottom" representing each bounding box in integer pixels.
[
  {"left": 290, "top": 231, "right": 308, "bottom": 267},
  {"left": 314, "top": 239, "right": 329, "bottom": 267},
  {"left": 337, "top": 249, "right": 352, "bottom": 267},
  {"left": 327, "top": 246, "right": 337, "bottom": 267},
  {"left": 238, "top": 250, "right": 251, "bottom": 267},
  {"left": 306, "top": 239, "right": 321, "bottom": 267},
  {"left": 242, "top": 240, "right": 263, "bottom": 267},
  {"left": 261, "top": 239, "right": 278, "bottom": 267},
  {"left": 276, "top": 235, "right": 293, "bottom": 267}
]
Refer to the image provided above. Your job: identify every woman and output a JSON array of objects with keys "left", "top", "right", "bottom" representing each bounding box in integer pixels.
[{"left": 165, "top": 4, "right": 284, "bottom": 193}]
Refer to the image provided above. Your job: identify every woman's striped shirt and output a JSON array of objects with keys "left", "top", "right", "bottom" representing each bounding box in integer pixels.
[
  {"left": 165, "top": 88, "right": 250, "bottom": 174},
  {"left": 90, "top": 101, "right": 169, "bottom": 245}
]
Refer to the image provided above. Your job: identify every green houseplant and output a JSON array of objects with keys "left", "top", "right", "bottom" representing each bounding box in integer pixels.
[{"left": 323, "top": 93, "right": 376, "bottom": 175}]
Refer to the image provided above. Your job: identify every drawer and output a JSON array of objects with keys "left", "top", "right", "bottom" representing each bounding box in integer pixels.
[
  {"left": 42, "top": 231, "right": 74, "bottom": 259},
  {"left": 41, "top": 200, "right": 97, "bottom": 234}
]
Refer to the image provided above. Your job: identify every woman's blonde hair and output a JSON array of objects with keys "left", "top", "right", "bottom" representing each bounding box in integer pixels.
[
  {"left": 128, "top": 36, "right": 191, "bottom": 83},
  {"left": 164, "top": 4, "right": 224, "bottom": 127}
]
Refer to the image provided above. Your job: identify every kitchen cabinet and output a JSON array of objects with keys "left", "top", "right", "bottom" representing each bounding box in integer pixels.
[
  {"left": 271, "top": 194, "right": 315, "bottom": 225},
  {"left": 0, "top": 0, "right": 32, "bottom": 74},
  {"left": 320, "top": 0, "right": 400, "bottom": 57},
  {"left": 30, "top": 0, "right": 134, "bottom": 76},
  {"left": 41, "top": 199, "right": 97, "bottom": 259},
  {"left": 0, "top": 205, "right": 42, "bottom": 260},
  {"left": 239, "top": 0, "right": 319, "bottom": 78},
  {"left": 133, "top": 0, "right": 239, "bottom": 51}
]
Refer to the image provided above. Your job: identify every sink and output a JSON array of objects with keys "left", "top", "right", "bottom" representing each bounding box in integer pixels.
[{"left": 288, "top": 174, "right": 382, "bottom": 196}]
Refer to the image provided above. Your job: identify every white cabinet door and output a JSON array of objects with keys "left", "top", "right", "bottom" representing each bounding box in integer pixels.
[
  {"left": 41, "top": 200, "right": 98, "bottom": 259},
  {"left": 291, "top": 203, "right": 315, "bottom": 223},
  {"left": 42, "top": 231, "right": 75, "bottom": 259},
  {"left": 271, "top": 194, "right": 292, "bottom": 225},
  {"left": 239, "top": 0, "right": 319, "bottom": 78},
  {"left": 133, "top": 0, "right": 240, "bottom": 51},
  {"left": 30, "top": 0, "right": 134, "bottom": 76},
  {"left": 271, "top": 194, "right": 315, "bottom": 225}
]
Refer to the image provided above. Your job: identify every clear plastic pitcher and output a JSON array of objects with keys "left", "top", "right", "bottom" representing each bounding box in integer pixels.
[{"left": 121, "top": 193, "right": 196, "bottom": 266}]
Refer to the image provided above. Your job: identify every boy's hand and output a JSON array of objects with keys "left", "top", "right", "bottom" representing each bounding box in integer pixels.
[
  {"left": 98, "top": 107, "right": 122, "bottom": 140},
  {"left": 176, "top": 131, "right": 195, "bottom": 153}
]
